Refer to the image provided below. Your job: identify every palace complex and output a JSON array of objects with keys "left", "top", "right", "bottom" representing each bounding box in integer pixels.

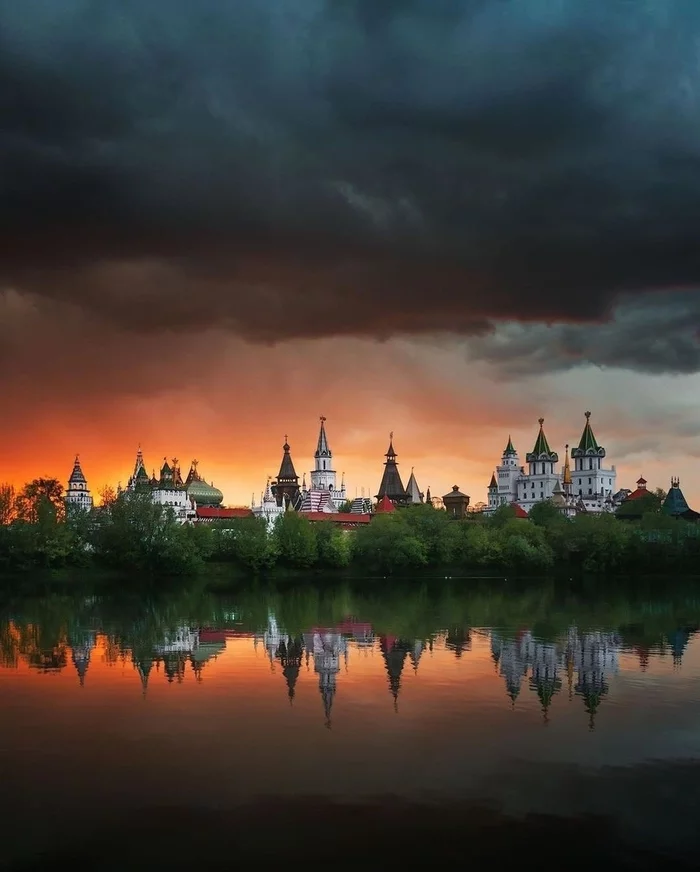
[
  {"left": 63, "top": 411, "right": 699, "bottom": 523},
  {"left": 485, "top": 412, "right": 620, "bottom": 516}
]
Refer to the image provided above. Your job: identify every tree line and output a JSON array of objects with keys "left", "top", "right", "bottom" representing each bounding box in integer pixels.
[{"left": 1, "top": 477, "right": 699, "bottom": 577}]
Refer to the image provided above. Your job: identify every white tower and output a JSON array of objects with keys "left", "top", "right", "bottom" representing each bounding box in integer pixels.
[
  {"left": 517, "top": 418, "right": 561, "bottom": 510},
  {"left": 65, "top": 455, "right": 93, "bottom": 511},
  {"left": 570, "top": 412, "right": 616, "bottom": 512},
  {"left": 310, "top": 416, "right": 336, "bottom": 492}
]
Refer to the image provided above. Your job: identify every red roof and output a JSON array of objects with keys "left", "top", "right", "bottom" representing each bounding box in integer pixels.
[
  {"left": 196, "top": 507, "right": 254, "bottom": 520},
  {"left": 302, "top": 512, "right": 371, "bottom": 526},
  {"left": 626, "top": 478, "right": 650, "bottom": 501},
  {"left": 375, "top": 495, "right": 396, "bottom": 513},
  {"left": 511, "top": 503, "right": 529, "bottom": 519}
]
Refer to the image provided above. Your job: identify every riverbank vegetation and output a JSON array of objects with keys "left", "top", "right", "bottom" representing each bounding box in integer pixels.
[{"left": 1, "top": 479, "right": 699, "bottom": 578}]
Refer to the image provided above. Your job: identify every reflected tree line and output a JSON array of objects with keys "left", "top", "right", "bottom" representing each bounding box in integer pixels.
[{"left": 1, "top": 580, "right": 698, "bottom": 729}]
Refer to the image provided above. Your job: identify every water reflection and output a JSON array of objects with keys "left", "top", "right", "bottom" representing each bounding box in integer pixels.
[{"left": 0, "top": 581, "right": 698, "bottom": 731}]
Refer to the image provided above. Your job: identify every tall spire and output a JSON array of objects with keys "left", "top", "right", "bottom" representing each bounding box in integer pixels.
[
  {"left": 315, "top": 416, "right": 330, "bottom": 457},
  {"left": 406, "top": 467, "right": 423, "bottom": 504},
  {"left": 563, "top": 444, "right": 573, "bottom": 493},
  {"left": 503, "top": 435, "right": 517, "bottom": 457},
  {"left": 272, "top": 436, "right": 300, "bottom": 508},
  {"left": 577, "top": 411, "right": 599, "bottom": 452},
  {"left": 68, "top": 454, "right": 87, "bottom": 484},
  {"left": 531, "top": 418, "right": 552, "bottom": 456},
  {"left": 376, "top": 433, "right": 407, "bottom": 504}
]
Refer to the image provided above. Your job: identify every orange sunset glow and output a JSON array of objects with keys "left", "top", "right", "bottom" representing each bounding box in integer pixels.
[{"left": 4, "top": 326, "right": 700, "bottom": 509}]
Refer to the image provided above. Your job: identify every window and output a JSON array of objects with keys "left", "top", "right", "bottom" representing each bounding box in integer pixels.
[
  {"left": 588, "top": 488, "right": 592, "bottom": 495},
  {"left": 323, "top": 461, "right": 326, "bottom": 470},
  {"left": 588, "top": 478, "right": 591, "bottom": 484}
]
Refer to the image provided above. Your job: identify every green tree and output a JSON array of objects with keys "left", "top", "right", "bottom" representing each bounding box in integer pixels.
[
  {"left": 315, "top": 521, "right": 352, "bottom": 568},
  {"left": 0, "top": 484, "right": 16, "bottom": 525},
  {"left": 338, "top": 499, "right": 353, "bottom": 513},
  {"left": 220, "top": 517, "right": 278, "bottom": 571},
  {"left": 273, "top": 512, "right": 318, "bottom": 568},
  {"left": 616, "top": 491, "right": 662, "bottom": 519},
  {"left": 352, "top": 513, "right": 427, "bottom": 574},
  {"left": 488, "top": 504, "right": 517, "bottom": 528},
  {"left": 402, "top": 504, "right": 451, "bottom": 563},
  {"left": 15, "top": 478, "right": 65, "bottom": 524}
]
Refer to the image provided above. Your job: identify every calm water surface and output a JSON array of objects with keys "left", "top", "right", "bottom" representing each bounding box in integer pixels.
[{"left": 1, "top": 577, "right": 700, "bottom": 866}]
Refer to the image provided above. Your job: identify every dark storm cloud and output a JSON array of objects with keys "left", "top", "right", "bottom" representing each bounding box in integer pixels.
[
  {"left": 2, "top": 0, "right": 700, "bottom": 363},
  {"left": 464, "top": 291, "right": 700, "bottom": 376}
]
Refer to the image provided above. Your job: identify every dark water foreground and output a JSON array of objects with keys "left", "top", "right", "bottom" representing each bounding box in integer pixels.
[{"left": 1, "top": 575, "right": 700, "bottom": 867}]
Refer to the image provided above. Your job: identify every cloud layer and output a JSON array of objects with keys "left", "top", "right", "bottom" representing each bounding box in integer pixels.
[{"left": 2, "top": 0, "right": 700, "bottom": 359}]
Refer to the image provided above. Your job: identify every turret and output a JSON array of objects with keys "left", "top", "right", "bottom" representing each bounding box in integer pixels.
[
  {"left": 569, "top": 412, "right": 617, "bottom": 507},
  {"left": 375, "top": 432, "right": 408, "bottom": 506},
  {"left": 65, "top": 454, "right": 94, "bottom": 511},
  {"left": 570, "top": 412, "right": 606, "bottom": 472},
  {"left": 271, "top": 436, "right": 300, "bottom": 508},
  {"left": 310, "top": 416, "right": 336, "bottom": 492},
  {"left": 526, "top": 418, "right": 559, "bottom": 476}
]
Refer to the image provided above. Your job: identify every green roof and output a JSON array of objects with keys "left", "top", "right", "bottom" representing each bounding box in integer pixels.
[
  {"left": 662, "top": 481, "right": 691, "bottom": 517},
  {"left": 503, "top": 435, "right": 517, "bottom": 456},
  {"left": 577, "top": 412, "right": 599, "bottom": 452},
  {"left": 531, "top": 418, "right": 552, "bottom": 455}
]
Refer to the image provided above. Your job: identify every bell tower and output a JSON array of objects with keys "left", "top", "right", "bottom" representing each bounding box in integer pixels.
[{"left": 310, "top": 416, "right": 336, "bottom": 492}]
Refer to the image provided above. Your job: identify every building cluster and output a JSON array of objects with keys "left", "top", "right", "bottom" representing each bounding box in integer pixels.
[{"left": 64, "top": 411, "right": 698, "bottom": 525}]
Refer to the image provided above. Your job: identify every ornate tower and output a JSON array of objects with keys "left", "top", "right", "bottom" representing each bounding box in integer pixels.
[
  {"left": 489, "top": 435, "right": 522, "bottom": 509},
  {"left": 516, "top": 418, "right": 560, "bottom": 511},
  {"left": 376, "top": 433, "right": 408, "bottom": 506},
  {"left": 570, "top": 412, "right": 616, "bottom": 510},
  {"left": 271, "top": 437, "right": 300, "bottom": 508},
  {"left": 310, "top": 416, "right": 335, "bottom": 492},
  {"left": 65, "top": 455, "right": 93, "bottom": 511}
]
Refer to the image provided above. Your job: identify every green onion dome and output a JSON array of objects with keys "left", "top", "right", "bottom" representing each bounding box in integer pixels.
[{"left": 187, "top": 476, "right": 224, "bottom": 507}]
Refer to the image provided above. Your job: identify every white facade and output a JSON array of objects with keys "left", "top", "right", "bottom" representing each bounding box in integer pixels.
[
  {"left": 125, "top": 449, "right": 196, "bottom": 524},
  {"left": 150, "top": 486, "right": 196, "bottom": 523},
  {"left": 570, "top": 412, "right": 617, "bottom": 512},
  {"left": 65, "top": 455, "right": 94, "bottom": 512},
  {"left": 484, "top": 413, "right": 616, "bottom": 516},
  {"left": 301, "top": 417, "right": 347, "bottom": 511},
  {"left": 251, "top": 478, "right": 285, "bottom": 531}
]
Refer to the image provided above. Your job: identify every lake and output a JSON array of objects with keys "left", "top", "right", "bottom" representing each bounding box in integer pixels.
[{"left": 1, "top": 575, "right": 700, "bottom": 867}]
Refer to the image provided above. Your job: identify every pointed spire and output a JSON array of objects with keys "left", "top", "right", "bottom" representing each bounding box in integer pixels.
[
  {"left": 376, "top": 433, "right": 407, "bottom": 503},
  {"left": 68, "top": 454, "right": 87, "bottom": 484},
  {"left": 577, "top": 411, "right": 600, "bottom": 452},
  {"left": 563, "top": 444, "right": 573, "bottom": 490},
  {"left": 531, "top": 418, "right": 552, "bottom": 456},
  {"left": 133, "top": 445, "right": 145, "bottom": 478},
  {"left": 503, "top": 435, "right": 517, "bottom": 457},
  {"left": 276, "top": 437, "right": 298, "bottom": 482},
  {"left": 406, "top": 468, "right": 423, "bottom": 504},
  {"left": 488, "top": 472, "right": 497, "bottom": 489},
  {"left": 263, "top": 476, "right": 274, "bottom": 503},
  {"left": 315, "top": 416, "right": 330, "bottom": 457}
]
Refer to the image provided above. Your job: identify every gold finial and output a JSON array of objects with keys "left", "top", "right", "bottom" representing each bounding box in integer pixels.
[
  {"left": 192, "top": 459, "right": 198, "bottom": 469},
  {"left": 320, "top": 415, "right": 326, "bottom": 423},
  {"left": 585, "top": 411, "right": 591, "bottom": 420},
  {"left": 389, "top": 430, "right": 394, "bottom": 440},
  {"left": 538, "top": 417, "right": 544, "bottom": 427},
  {"left": 172, "top": 457, "right": 179, "bottom": 468}
]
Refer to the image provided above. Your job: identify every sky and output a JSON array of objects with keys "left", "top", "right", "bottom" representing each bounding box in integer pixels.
[{"left": 2, "top": 0, "right": 700, "bottom": 507}]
